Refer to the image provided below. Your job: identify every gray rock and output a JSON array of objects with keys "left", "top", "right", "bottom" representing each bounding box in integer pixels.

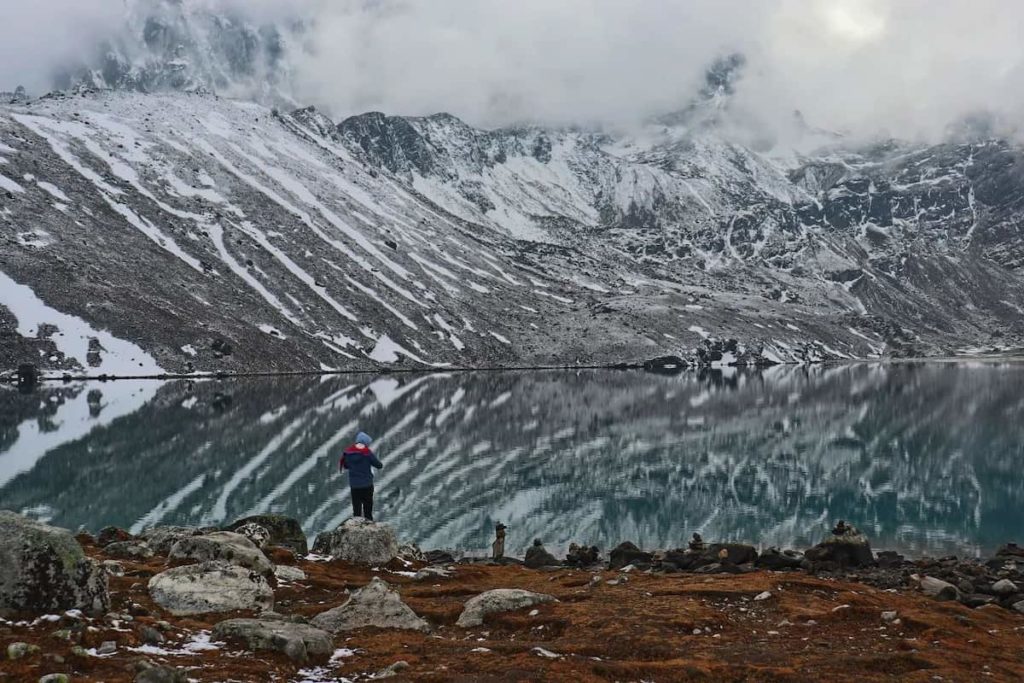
[
  {"left": 608, "top": 542, "right": 653, "bottom": 570},
  {"left": 920, "top": 576, "right": 960, "bottom": 601},
  {"left": 168, "top": 532, "right": 274, "bottom": 576},
  {"left": 148, "top": 561, "right": 274, "bottom": 616},
  {"left": 881, "top": 610, "right": 898, "bottom": 622},
  {"left": 137, "top": 527, "right": 203, "bottom": 556},
  {"left": 311, "top": 518, "right": 398, "bottom": 566},
  {"left": 212, "top": 618, "right": 334, "bottom": 663},
  {"left": 961, "top": 593, "right": 998, "bottom": 608},
  {"left": 1012, "top": 599, "right": 1024, "bottom": 614},
  {"left": 397, "top": 544, "right": 425, "bottom": 563},
  {"left": 565, "top": 543, "right": 600, "bottom": 567},
  {"left": 96, "top": 526, "right": 134, "bottom": 547},
  {"left": 311, "top": 577, "right": 429, "bottom": 633},
  {"left": 225, "top": 515, "right": 308, "bottom": 556},
  {"left": 97, "top": 641, "right": 117, "bottom": 655},
  {"left": 101, "top": 560, "right": 126, "bottom": 577},
  {"left": 135, "top": 666, "right": 188, "bottom": 683},
  {"left": 104, "top": 541, "right": 155, "bottom": 561},
  {"left": 232, "top": 523, "right": 271, "bottom": 550},
  {"left": 412, "top": 567, "right": 451, "bottom": 582},
  {"left": 139, "top": 625, "right": 166, "bottom": 645},
  {"left": 273, "top": 565, "right": 307, "bottom": 583},
  {"left": 991, "top": 578, "right": 1018, "bottom": 596},
  {"left": 456, "top": 589, "right": 557, "bottom": 628},
  {"left": 0, "top": 510, "right": 109, "bottom": 613}
]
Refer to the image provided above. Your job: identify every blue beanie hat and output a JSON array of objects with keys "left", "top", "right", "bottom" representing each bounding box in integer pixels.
[{"left": 356, "top": 431, "right": 373, "bottom": 445}]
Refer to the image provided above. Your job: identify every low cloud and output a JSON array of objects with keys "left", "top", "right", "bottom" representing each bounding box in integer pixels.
[{"left": 4, "top": 0, "right": 1024, "bottom": 142}]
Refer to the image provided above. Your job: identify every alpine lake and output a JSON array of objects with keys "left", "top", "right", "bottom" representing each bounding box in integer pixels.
[{"left": 2, "top": 361, "right": 1022, "bottom": 558}]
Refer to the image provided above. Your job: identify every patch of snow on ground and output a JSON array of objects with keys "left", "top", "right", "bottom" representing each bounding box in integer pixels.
[
  {"left": 0, "top": 172, "right": 25, "bottom": 193},
  {"left": 0, "top": 269, "right": 163, "bottom": 376},
  {"left": 688, "top": 325, "right": 710, "bottom": 339},
  {"left": 36, "top": 181, "right": 69, "bottom": 201}
]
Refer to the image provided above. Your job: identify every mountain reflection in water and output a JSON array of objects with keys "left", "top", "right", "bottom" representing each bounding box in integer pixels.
[{"left": 1, "top": 363, "right": 1022, "bottom": 557}]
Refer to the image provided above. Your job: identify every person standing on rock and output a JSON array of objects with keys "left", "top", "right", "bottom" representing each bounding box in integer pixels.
[{"left": 340, "top": 432, "right": 383, "bottom": 520}]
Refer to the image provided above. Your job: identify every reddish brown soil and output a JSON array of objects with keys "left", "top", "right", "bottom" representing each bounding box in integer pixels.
[{"left": 2, "top": 541, "right": 1023, "bottom": 682}]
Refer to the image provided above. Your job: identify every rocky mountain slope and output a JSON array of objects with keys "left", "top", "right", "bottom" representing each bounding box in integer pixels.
[{"left": 1, "top": 7, "right": 1023, "bottom": 375}]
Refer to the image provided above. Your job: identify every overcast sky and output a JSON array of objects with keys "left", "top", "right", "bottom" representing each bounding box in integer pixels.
[{"left": 2, "top": 0, "right": 1023, "bottom": 141}]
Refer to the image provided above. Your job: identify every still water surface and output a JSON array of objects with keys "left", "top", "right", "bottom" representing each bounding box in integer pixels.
[{"left": 1, "top": 363, "right": 1022, "bottom": 557}]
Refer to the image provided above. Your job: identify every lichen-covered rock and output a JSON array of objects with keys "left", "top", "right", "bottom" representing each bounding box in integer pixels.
[
  {"left": 169, "top": 532, "right": 274, "bottom": 576},
  {"left": 137, "top": 526, "right": 203, "bottom": 556},
  {"left": 456, "top": 589, "right": 557, "bottom": 628},
  {"left": 311, "top": 577, "right": 429, "bottom": 633},
  {"left": 212, "top": 618, "right": 333, "bottom": 663},
  {"left": 0, "top": 510, "right": 109, "bottom": 614},
  {"left": 274, "top": 565, "right": 307, "bottom": 583},
  {"left": 148, "top": 561, "right": 273, "bottom": 616},
  {"left": 311, "top": 518, "right": 398, "bottom": 566},
  {"left": 7, "top": 641, "right": 40, "bottom": 660},
  {"left": 232, "top": 523, "right": 271, "bottom": 549},
  {"left": 226, "top": 515, "right": 308, "bottom": 556},
  {"left": 104, "top": 541, "right": 155, "bottom": 561}
]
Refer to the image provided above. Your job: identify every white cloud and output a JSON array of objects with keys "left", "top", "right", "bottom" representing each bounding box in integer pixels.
[{"left": 3, "top": 0, "right": 1024, "bottom": 142}]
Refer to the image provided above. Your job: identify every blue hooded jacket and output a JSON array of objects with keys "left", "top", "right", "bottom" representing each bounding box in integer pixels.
[{"left": 340, "top": 432, "right": 382, "bottom": 489}]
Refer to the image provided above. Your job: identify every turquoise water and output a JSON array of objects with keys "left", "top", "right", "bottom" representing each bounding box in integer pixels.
[{"left": 1, "top": 363, "right": 1022, "bottom": 557}]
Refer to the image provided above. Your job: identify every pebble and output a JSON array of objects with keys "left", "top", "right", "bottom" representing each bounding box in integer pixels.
[
  {"left": 754, "top": 591, "right": 773, "bottom": 601},
  {"left": 991, "top": 579, "right": 1018, "bottom": 596},
  {"left": 7, "top": 642, "right": 40, "bottom": 660},
  {"left": 528, "top": 609, "right": 539, "bottom": 616},
  {"left": 97, "top": 641, "right": 117, "bottom": 655},
  {"left": 881, "top": 611, "right": 899, "bottom": 623},
  {"left": 39, "top": 675, "right": 70, "bottom": 683}
]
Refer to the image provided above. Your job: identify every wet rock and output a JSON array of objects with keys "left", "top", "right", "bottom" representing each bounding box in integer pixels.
[
  {"left": 311, "top": 518, "right": 398, "bottom": 566},
  {"left": 804, "top": 521, "right": 875, "bottom": 569},
  {"left": 212, "top": 618, "right": 334, "bottom": 663},
  {"left": 524, "top": 539, "right": 559, "bottom": 569},
  {"left": 225, "top": 515, "right": 308, "bottom": 556},
  {"left": 7, "top": 642, "right": 40, "bottom": 660},
  {"left": 169, "top": 532, "right": 274, "bottom": 576},
  {"left": 0, "top": 511, "right": 109, "bottom": 613},
  {"left": 609, "top": 542, "right": 653, "bottom": 570},
  {"left": 311, "top": 577, "right": 429, "bottom": 633},
  {"left": 96, "top": 526, "right": 133, "bottom": 547},
  {"left": 232, "top": 523, "right": 271, "bottom": 549},
  {"left": 137, "top": 527, "right": 202, "bottom": 556},
  {"left": 148, "top": 561, "right": 274, "bottom": 616},
  {"left": 565, "top": 543, "right": 600, "bottom": 567},
  {"left": 920, "top": 576, "right": 960, "bottom": 601},
  {"left": 991, "top": 578, "right": 1018, "bottom": 596},
  {"left": 456, "top": 589, "right": 557, "bottom": 628},
  {"left": 274, "top": 565, "right": 307, "bottom": 583},
  {"left": 756, "top": 548, "right": 804, "bottom": 570},
  {"left": 104, "top": 541, "right": 155, "bottom": 561}
]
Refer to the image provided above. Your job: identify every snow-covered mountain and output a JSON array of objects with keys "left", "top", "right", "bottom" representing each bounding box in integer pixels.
[{"left": 1, "top": 4, "right": 1023, "bottom": 376}]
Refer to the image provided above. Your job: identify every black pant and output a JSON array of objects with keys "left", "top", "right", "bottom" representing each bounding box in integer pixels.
[{"left": 351, "top": 486, "right": 374, "bottom": 521}]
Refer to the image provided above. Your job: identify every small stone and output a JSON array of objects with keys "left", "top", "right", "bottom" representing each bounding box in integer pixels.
[
  {"left": 754, "top": 591, "right": 773, "bottom": 601},
  {"left": 274, "top": 565, "right": 307, "bottom": 583},
  {"left": 991, "top": 579, "right": 1018, "bottom": 596},
  {"left": 101, "top": 560, "right": 125, "bottom": 577},
  {"left": 69, "top": 646, "right": 88, "bottom": 658},
  {"left": 881, "top": 610, "right": 898, "bottom": 623},
  {"left": 1012, "top": 600, "right": 1024, "bottom": 614},
  {"left": 135, "top": 666, "right": 188, "bottom": 683},
  {"left": 97, "top": 640, "right": 117, "bottom": 655},
  {"left": 372, "top": 661, "right": 410, "bottom": 678},
  {"left": 919, "top": 576, "right": 960, "bottom": 601},
  {"left": 7, "top": 642, "right": 40, "bottom": 660}
]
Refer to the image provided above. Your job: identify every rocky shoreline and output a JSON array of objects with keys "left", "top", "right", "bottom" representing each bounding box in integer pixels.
[{"left": 1, "top": 512, "right": 1023, "bottom": 681}]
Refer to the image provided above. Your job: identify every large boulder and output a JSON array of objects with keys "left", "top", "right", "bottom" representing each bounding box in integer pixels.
[
  {"left": 608, "top": 542, "right": 653, "bottom": 570},
  {"left": 311, "top": 577, "right": 429, "bottom": 633},
  {"left": 804, "top": 522, "right": 875, "bottom": 569},
  {"left": 137, "top": 527, "right": 203, "bottom": 556},
  {"left": 148, "top": 561, "right": 274, "bottom": 616},
  {"left": 225, "top": 515, "right": 308, "bottom": 556},
  {"left": 456, "top": 589, "right": 557, "bottom": 628},
  {"left": 0, "top": 511, "right": 109, "bottom": 613},
  {"left": 311, "top": 518, "right": 398, "bottom": 566},
  {"left": 524, "top": 540, "right": 559, "bottom": 569},
  {"left": 168, "top": 532, "right": 274, "bottom": 576},
  {"left": 212, "top": 618, "right": 333, "bottom": 663}
]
